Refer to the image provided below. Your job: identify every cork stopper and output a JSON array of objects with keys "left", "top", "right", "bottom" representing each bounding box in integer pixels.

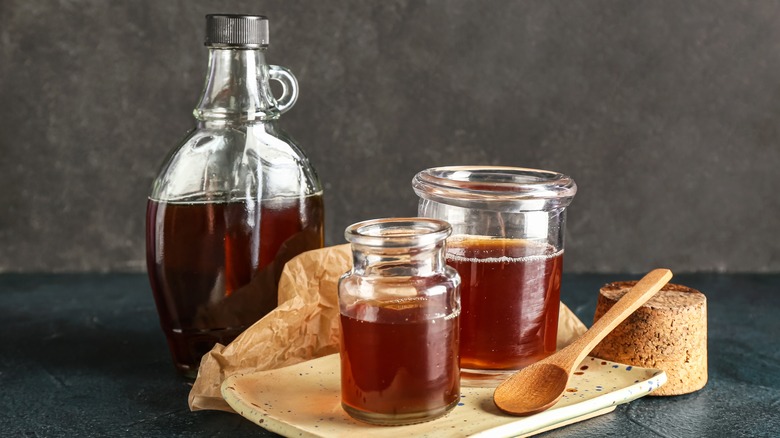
[{"left": 591, "top": 281, "right": 708, "bottom": 396}]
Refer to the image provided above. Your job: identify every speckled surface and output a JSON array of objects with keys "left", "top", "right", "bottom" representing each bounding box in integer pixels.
[
  {"left": 2, "top": 1, "right": 780, "bottom": 273},
  {"left": 221, "top": 354, "right": 665, "bottom": 437},
  {"left": 0, "top": 273, "right": 778, "bottom": 437}
]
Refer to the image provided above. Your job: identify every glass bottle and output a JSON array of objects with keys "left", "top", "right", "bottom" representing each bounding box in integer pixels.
[
  {"left": 146, "top": 14, "right": 324, "bottom": 377},
  {"left": 338, "top": 218, "right": 461, "bottom": 425},
  {"left": 413, "top": 166, "right": 576, "bottom": 385}
]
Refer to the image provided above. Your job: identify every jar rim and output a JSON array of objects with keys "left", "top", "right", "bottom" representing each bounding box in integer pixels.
[
  {"left": 345, "top": 217, "right": 452, "bottom": 248},
  {"left": 412, "top": 165, "right": 577, "bottom": 211}
]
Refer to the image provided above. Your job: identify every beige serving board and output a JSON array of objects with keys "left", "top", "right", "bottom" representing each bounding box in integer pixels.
[{"left": 222, "top": 354, "right": 666, "bottom": 438}]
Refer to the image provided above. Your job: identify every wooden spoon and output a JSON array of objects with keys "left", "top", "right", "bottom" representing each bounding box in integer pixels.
[{"left": 493, "top": 268, "right": 673, "bottom": 416}]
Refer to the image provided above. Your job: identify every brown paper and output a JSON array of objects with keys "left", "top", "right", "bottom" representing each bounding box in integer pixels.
[{"left": 188, "top": 244, "right": 587, "bottom": 412}]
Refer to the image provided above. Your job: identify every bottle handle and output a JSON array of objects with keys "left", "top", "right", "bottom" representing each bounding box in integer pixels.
[{"left": 268, "top": 65, "right": 299, "bottom": 114}]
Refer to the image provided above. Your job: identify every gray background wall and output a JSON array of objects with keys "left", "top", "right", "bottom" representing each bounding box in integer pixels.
[{"left": 1, "top": 0, "right": 779, "bottom": 273}]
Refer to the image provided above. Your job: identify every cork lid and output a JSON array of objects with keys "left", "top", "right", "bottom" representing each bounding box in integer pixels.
[{"left": 600, "top": 281, "right": 706, "bottom": 310}]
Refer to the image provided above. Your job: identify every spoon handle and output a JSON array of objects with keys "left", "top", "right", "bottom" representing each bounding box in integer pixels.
[{"left": 557, "top": 269, "right": 672, "bottom": 373}]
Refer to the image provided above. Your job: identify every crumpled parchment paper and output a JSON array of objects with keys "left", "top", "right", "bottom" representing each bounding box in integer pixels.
[{"left": 188, "top": 244, "right": 587, "bottom": 412}]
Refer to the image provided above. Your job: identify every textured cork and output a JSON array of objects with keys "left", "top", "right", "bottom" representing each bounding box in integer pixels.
[{"left": 591, "top": 282, "right": 708, "bottom": 396}]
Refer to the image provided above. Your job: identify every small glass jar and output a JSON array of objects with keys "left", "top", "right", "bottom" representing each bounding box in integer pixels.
[
  {"left": 413, "top": 166, "right": 577, "bottom": 385},
  {"left": 338, "top": 218, "right": 461, "bottom": 425}
]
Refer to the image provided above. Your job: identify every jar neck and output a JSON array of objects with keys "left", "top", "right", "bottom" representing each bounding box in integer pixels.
[
  {"left": 194, "top": 47, "right": 279, "bottom": 122},
  {"left": 351, "top": 242, "right": 447, "bottom": 277}
]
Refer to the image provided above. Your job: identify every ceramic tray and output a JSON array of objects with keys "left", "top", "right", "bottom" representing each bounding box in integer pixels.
[{"left": 221, "top": 354, "right": 666, "bottom": 438}]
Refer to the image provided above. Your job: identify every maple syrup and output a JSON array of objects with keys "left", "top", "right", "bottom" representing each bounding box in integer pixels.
[
  {"left": 146, "top": 195, "right": 323, "bottom": 376},
  {"left": 447, "top": 236, "right": 562, "bottom": 371},
  {"left": 339, "top": 297, "right": 459, "bottom": 423}
]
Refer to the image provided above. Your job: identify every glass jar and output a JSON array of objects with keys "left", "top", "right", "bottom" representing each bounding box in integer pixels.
[
  {"left": 413, "top": 166, "right": 576, "bottom": 384},
  {"left": 338, "top": 218, "right": 461, "bottom": 425},
  {"left": 146, "top": 15, "right": 324, "bottom": 377}
]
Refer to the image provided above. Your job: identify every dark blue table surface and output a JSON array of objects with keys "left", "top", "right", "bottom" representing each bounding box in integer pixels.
[{"left": 1, "top": 273, "right": 778, "bottom": 437}]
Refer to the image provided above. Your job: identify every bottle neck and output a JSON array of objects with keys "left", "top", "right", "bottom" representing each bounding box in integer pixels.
[
  {"left": 351, "top": 242, "right": 447, "bottom": 277},
  {"left": 194, "top": 47, "right": 279, "bottom": 122}
]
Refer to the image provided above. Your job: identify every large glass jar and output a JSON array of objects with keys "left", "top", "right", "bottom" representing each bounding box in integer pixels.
[
  {"left": 413, "top": 166, "right": 576, "bottom": 384},
  {"left": 146, "top": 15, "right": 324, "bottom": 377},
  {"left": 338, "top": 218, "right": 461, "bottom": 425}
]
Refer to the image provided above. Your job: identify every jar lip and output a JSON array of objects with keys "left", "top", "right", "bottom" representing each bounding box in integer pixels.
[
  {"left": 345, "top": 217, "right": 452, "bottom": 248},
  {"left": 412, "top": 165, "right": 577, "bottom": 211}
]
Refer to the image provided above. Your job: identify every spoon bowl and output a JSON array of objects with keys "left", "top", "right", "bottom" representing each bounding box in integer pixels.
[
  {"left": 493, "top": 363, "right": 569, "bottom": 416},
  {"left": 493, "top": 268, "right": 673, "bottom": 416}
]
